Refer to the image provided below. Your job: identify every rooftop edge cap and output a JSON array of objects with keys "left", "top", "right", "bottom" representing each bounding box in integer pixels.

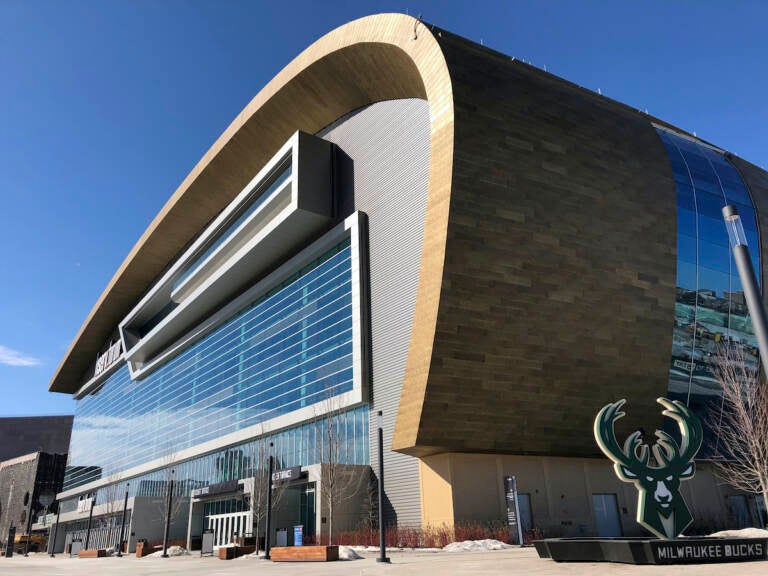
[{"left": 48, "top": 12, "right": 454, "bottom": 398}]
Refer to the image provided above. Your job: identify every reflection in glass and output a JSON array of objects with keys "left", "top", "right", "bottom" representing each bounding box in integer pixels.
[
  {"left": 657, "top": 127, "right": 761, "bottom": 457},
  {"left": 63, "top": 404, "right": 369, "bottom": 500},
  {"left": 697, "top": 242, "right": 729, "bottom": 274},
  {"left": 65, "top": 238, "right": 361, "bottom": 490}
]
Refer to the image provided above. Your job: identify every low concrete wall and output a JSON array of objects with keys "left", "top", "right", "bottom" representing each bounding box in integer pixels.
[{"left": 420, "top": 453, "right": 758, "bottom": 537}]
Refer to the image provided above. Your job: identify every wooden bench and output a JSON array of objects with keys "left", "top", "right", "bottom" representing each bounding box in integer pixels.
[
  {"left": 78, "top": 549, "right": 107, "bottom": 558},
  {"left": 270, "top": 545, "right": 338, "bottom": 562}
]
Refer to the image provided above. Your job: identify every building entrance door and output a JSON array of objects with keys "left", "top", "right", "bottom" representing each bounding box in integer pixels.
[
  {"left": 727, "top": 495, "right": 752, "bottom": 528},
  {"left": 299, "top": 484, "right": 316, "bottom": 540},
  {"left": 272, "top": 481, "right": 316, "bottom": 544},
  {"left": 202, "top": 495, "right": 249, "bottom": 547},
  {"left": 517, "top": 493, "right": 533, "bottom": 533},
  {"left": 208, "top": 512, "right": 250, "bottom": 547},
  {"left": 592, "top": 493, "right": 622, "bottom": 537}
]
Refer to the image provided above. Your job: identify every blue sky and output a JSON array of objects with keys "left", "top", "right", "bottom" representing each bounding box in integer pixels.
[{"left": 1, "top": 0, "right": 767, "bottom": 417}]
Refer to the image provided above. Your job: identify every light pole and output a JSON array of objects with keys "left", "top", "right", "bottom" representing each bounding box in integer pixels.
[
  {"left": 723, "top": 205, "right": 768, "bottom": 379},
  {"left": 84, "top": 495, "right": 95, "bottom": 550},
  {"left": 376, "top": 411, "right": 390, "bottom": 563},
  {"left": 49, "top": 502, "right": 61, "bottom": 557},
  {"left": 116, "top": 483, "right": 129, "bottom": 557},
  {"left": 265, "top": 442, "right": 274, "bottom": 560},
  {"left": 162, "top": 471, "right": 175, "bottom": 557}
]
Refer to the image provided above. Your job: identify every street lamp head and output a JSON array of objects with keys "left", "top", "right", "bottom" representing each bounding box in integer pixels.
[
  {"left": 377, "top": 410, "right": 383, "bottom": 429},
  {"left": 723, "top": 205, "right": 748, "bottom": 248}
]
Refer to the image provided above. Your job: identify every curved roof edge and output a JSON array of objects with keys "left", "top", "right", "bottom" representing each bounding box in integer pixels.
[{"left": 49, "top": 13, "right": 454, "bottom": 396}]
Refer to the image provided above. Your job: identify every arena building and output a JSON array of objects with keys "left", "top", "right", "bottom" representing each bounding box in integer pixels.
[{"left": 47, "top": 13, "right": 768, "bottom": 550}]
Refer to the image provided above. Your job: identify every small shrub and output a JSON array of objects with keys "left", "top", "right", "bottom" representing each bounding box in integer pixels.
[{"left": 317, "top": 519, "right": 533, "bottom": 548}]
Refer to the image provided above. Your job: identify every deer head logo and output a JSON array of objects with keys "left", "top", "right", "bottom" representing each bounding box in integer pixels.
[{"left": 593, "top": 398, "right": 703, "bottom": 539}]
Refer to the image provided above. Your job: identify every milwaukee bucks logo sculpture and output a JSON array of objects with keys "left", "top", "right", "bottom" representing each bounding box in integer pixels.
[{"left": 594, "top": 398, "right": 703, "bottom": 539}]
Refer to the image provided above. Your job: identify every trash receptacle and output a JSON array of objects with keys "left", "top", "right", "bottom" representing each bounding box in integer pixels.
[{"left": 276, "top": 528, "right": 288, "bottom": 547}]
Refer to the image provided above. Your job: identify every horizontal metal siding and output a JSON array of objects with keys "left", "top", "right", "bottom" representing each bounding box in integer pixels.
[{"left": 319, "top": 99, "right": 430, "bottom": 527}]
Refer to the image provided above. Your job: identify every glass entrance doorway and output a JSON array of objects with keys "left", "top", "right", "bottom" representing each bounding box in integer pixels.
[
  {"left": 208, "top": 512, "right": 250, "bottom": 547},
  {"left": 202, "top": 497, "right": 249, "bottom": 547},
  {"left": 272, "top": 482, "right": 316, "bottom": 544}
]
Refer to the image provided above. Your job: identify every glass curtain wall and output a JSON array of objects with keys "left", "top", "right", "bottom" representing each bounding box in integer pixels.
[
  {"left": 657, "top": 127, "right": 760, "bottom": 454},
  {"left": 66, "top": 238, "right": 360, "bottom": 490},
  {"left": 59, "top": 405, "right": 368, "bottom": 514}
]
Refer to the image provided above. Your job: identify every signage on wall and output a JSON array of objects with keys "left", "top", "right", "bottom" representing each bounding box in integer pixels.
[
  {"left": 94, "top": 341, "right": 122, "bottom": 377},
  {"left": 191, "top": 480, "right": 242, "bottom": 498},
  {"left": 272, "top": 466, "right": 303, "bottom": 483},
  {"left": 503, "top": 475, "right": 524, "bottom": 546},
  {"left": 594, "top": 398, "right": 703, "bottom": 540}
]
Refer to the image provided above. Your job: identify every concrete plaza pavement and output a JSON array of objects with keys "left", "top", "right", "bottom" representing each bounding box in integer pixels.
[{"left": 1, "top": 548, "right": 767, "bottom": 575}]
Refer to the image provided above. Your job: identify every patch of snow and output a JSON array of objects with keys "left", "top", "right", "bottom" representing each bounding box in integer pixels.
[
  {"left": 443, "top": 539, "right": 513, "bottom": 552},
  {"left": 350, "top": 545, "right": 442, "bottom": 553},
  {"left": 709, "top": 528, "right": 768, "bottom": 539},
  {"left": 148, "top": 545, "right": 189, "bottom": 557},
  {"left": 245, "top": 550, "right": 268, "bottom": 559},
  {"left": 352, "top": 545, "right": 379, "bottom": 552},
  {"left": 338, "top": 546, "right": 362, "bottom": 560}
]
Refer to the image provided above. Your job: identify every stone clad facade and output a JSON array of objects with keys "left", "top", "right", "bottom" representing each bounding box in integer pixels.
[{"left": 0, "top": 452, "right": 67, "bottom": 549}]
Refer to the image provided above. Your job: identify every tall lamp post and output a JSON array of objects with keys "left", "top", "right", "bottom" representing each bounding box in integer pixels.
[
  {"left": 265, "top": 442, "right": 274, "bottom": 560},
  {"left": 723, "top": 205, "right": 768, "bottom": 379},
  {"left": 376, "top": 411, "right": 390, "bottom": 563},
  {"left": 84, "top": 495, "right": 96, "bottom": 550},
  {"left": 116, "top": 483, "right": 130, "bottom": 557},
  {"left": 162, "top": 471, "right": 175, "bottom": 558}
]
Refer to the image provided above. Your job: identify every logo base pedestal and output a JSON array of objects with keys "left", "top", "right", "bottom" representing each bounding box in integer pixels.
[{"left": 535, "top": 537, "right": 767, "bottom": 565}]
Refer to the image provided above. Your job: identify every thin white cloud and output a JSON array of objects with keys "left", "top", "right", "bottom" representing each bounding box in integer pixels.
[{"left": 0, "top": 345, "right": 41, "bottom": 367}]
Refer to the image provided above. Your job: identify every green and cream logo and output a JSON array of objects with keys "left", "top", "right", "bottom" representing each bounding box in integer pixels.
[{"left": 594, "top": 398, "right": 703, "bottom": 540}]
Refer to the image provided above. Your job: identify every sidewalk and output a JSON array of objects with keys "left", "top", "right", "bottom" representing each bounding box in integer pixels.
[{"left": 0, "top": 547, "right": 766, "bottom": 575}]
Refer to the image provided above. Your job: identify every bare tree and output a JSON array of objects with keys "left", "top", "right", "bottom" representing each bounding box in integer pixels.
[
  {"left": 246, "top": 429, "right": 286, "bottom": 551},
  {"left": 315, "top": 394, "right": 362, "bottom": 545},
  {"left": 99, "top": 473, "right": 123, "bottom": 549},
  {"left": 358, "top": 468, "right": 379, "bottom": 545},
  {"left": 710, "top": 343, "right": 768, "bottom": 521}
]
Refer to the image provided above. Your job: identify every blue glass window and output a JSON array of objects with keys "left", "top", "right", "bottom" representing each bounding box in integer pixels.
[
  {"left": 172, "top": 160, "right": 292, "bottom": 293},
  {"left": 61, "top": 404, "right": 368, "bottom": 502},
  {"left": 65, "top": 237, "right": 365, "bottom": 490},
  {"left": 657, "top": 127, "right": 761, "bottom": 457}
]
